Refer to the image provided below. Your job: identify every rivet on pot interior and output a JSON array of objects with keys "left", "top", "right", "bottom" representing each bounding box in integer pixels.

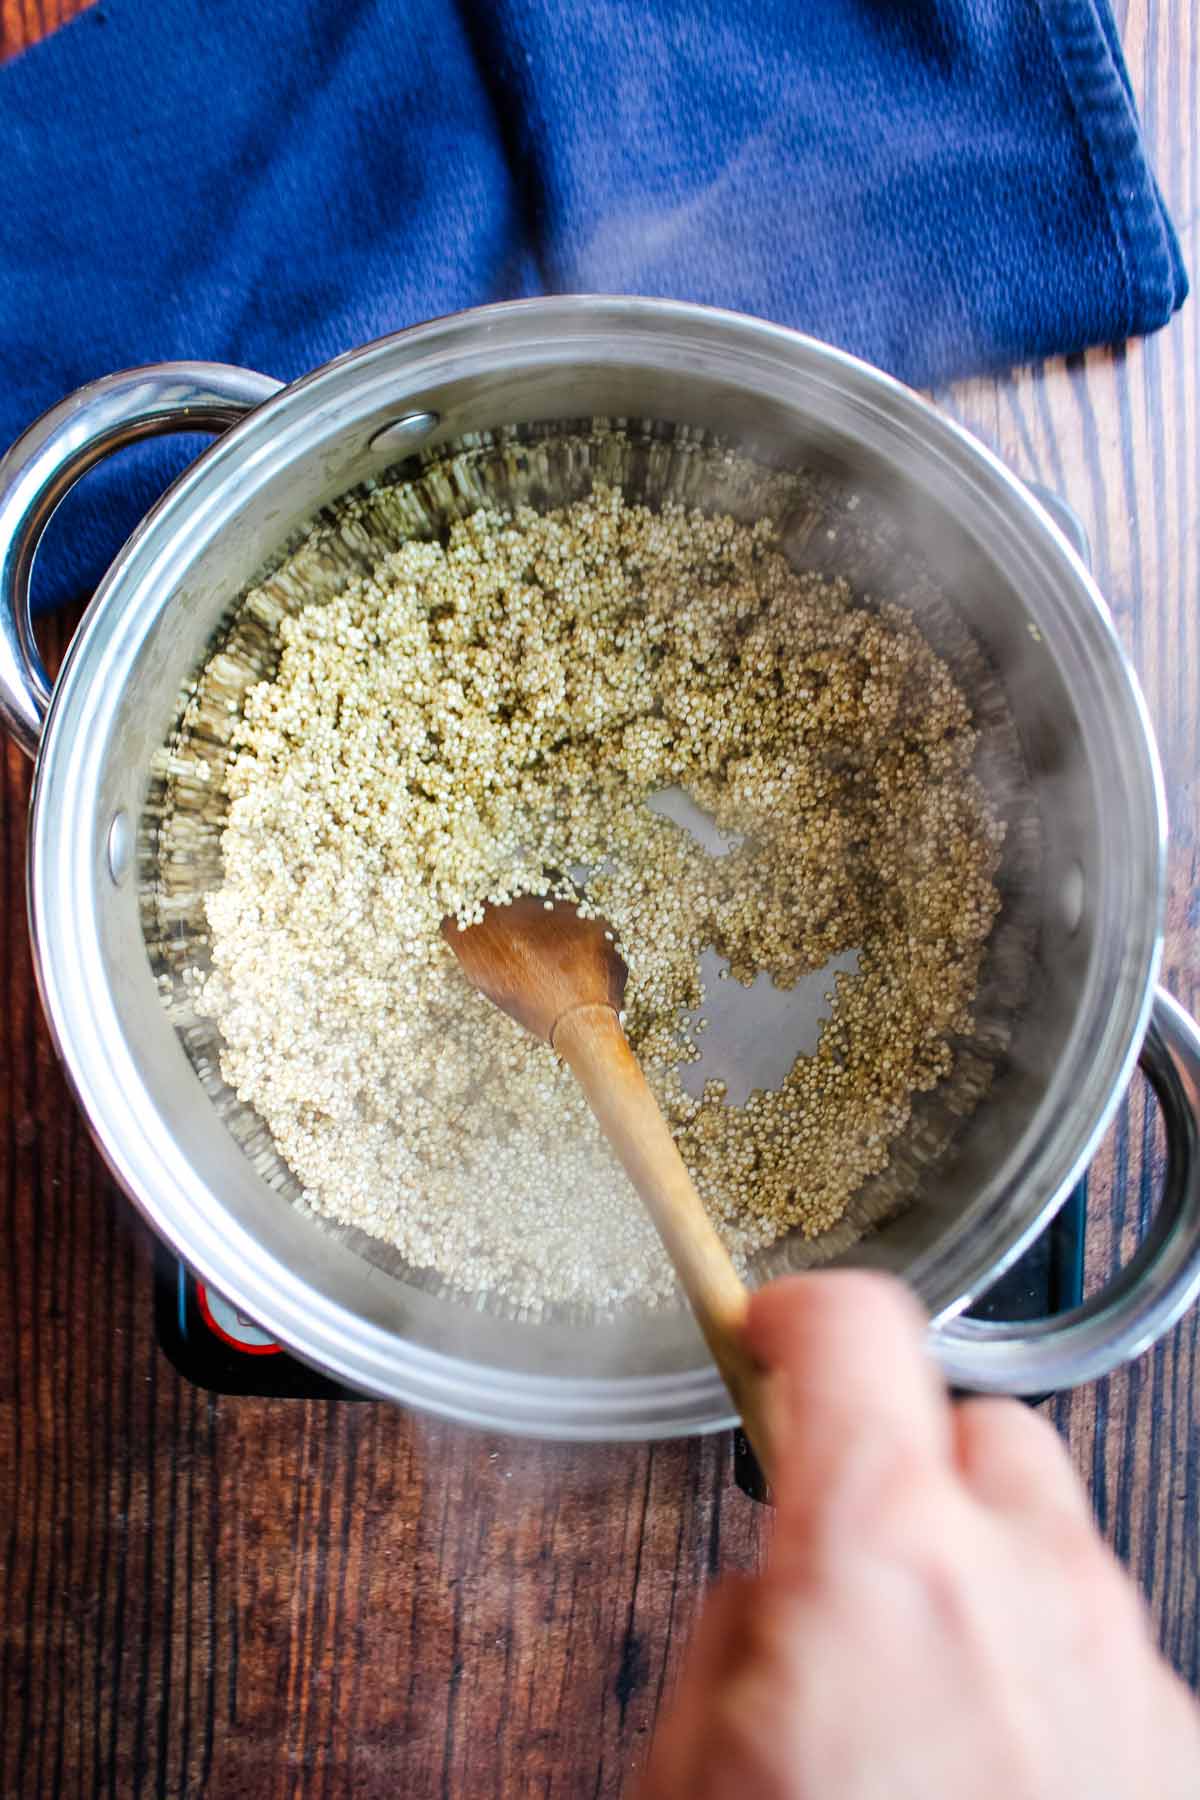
[
  {"left": 368, "top": 411, "right": 439, "bottom": 453},
  {"left": 1061, "top": 861, "right": 1085, "bottom": 935},
  {"left": 106, "top": 810, "right": 132, "bottom": 885}
]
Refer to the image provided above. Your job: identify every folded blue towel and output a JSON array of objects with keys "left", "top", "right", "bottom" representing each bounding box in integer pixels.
[{"left": 0, "top": 0, "right": 1187, "bottom": 610}]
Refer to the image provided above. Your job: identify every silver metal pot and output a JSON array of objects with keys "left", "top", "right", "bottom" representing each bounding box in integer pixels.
[{"left": 3, "top": 297, "right": 1199, "bottom": 1436}]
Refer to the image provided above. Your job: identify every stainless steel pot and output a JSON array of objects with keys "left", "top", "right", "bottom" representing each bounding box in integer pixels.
[{"left": 3, "top": 297, "right": 1200, "bottom": 1436}]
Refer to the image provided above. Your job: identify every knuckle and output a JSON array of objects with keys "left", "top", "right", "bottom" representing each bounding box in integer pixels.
[
  {"left": 1035, "top": 1514, "right": 1143, "bottom": 1632},
  {"left": 821, "top": 1445, "right": 960, "bottom": 1571},
  {"left": 961, "top": 1395, "right": 1060, "bottom": 1466},
  {"left": 853, "top": 1450, "right": 950, "bottom": 1542},
  {"left": 1038, "top": 1508, "right": 1108, "bottom": 1577},
  {"left": 1043, "top": 1519, "right": 1129, "bottom": 1620}
]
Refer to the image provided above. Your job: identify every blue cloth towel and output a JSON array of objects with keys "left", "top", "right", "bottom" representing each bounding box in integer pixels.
[{"left": 0, "top": 0, "right": 1187, "bottom": 610}]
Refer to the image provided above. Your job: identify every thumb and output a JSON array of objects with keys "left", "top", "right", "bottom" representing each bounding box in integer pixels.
[{"left": 744, "top": 1272, "right": 950, "bottom": 1551}]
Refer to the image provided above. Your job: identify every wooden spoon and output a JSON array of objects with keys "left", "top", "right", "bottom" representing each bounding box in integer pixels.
[{"left": 442, "top": 894, "right": 775, "bottom": 1481}]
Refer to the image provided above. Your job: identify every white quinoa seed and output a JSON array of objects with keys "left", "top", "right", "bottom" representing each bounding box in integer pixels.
[{"left": 195, "top": 485, "right": 1002, "bottom": 1312}]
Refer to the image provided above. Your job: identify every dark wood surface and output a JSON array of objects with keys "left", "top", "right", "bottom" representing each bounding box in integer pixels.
[{"left": 2, "top": 1, "right": 1198, "bottom": 1794}]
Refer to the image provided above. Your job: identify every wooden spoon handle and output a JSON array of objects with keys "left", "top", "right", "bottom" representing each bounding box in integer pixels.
[{"left": 552, "top": 1002, "right": 775, "bottom": 1483}]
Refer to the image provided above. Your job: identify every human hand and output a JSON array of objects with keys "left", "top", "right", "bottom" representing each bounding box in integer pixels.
[{"left": 638, "top": 1272, "right": 1200, "bottom": 1799}]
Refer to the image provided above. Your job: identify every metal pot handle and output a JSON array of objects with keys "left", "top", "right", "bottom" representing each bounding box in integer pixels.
[
  {"left": 934, "top": 988, "right": 1200, "bottom": 1394},
  {"left": 0, "top": 362, "right": 282, "bottom": 759}
]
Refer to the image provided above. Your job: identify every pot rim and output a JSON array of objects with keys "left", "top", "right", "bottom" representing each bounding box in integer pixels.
[{"left": 24, "top": 296, "right": 1166, "bottom": 1433}]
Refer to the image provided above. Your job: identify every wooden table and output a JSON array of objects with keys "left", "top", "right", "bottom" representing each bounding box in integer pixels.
[{"left": 2, "top": 2, "right": 1197, "bottom": 1793}]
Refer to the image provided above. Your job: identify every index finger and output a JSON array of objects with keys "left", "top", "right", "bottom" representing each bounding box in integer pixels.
[{"left": 744, "top": 1271, "right": 951, "bottom": 1547}]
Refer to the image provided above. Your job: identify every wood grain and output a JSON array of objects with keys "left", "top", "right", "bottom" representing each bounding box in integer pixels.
[
  {"left": 940, "top": 0, "right": 1200, "bottom": 1685},
  {"left": 0, "top": 0, "right": 89, "bottom": 58},
  {"left": 2, "top": 1, "right": 1198, "bottom": 1795}
]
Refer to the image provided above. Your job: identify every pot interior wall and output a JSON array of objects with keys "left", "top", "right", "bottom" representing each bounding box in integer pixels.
[
  {"left": 148, "top": 435, "right": 1062, "bottom": 1317},
  {"left": 60, "top": 318, "right": 1155, "bottom": 1405}
]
